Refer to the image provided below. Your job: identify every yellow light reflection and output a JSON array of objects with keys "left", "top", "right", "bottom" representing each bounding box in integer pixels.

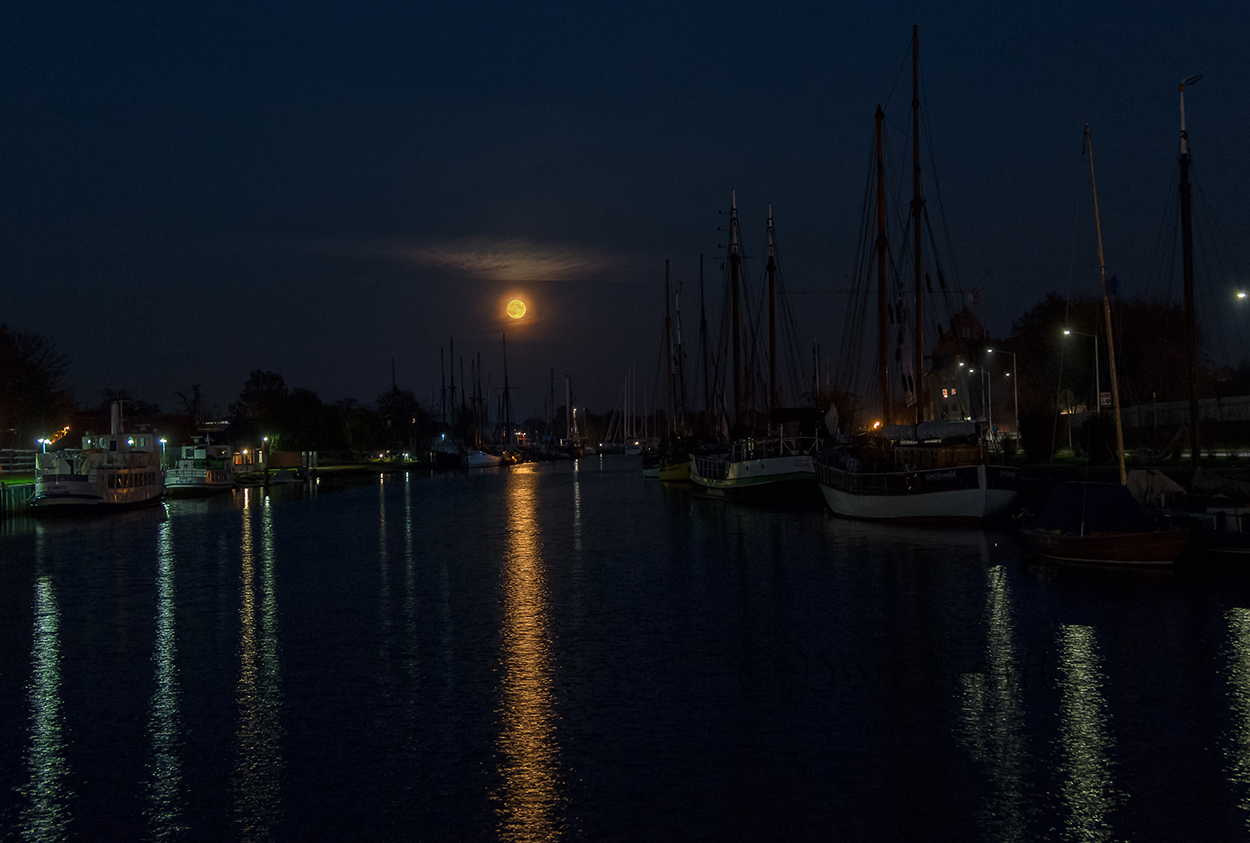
[
  {"left": 232, "top": 489, "right": 283, "bottom": 838},
  {"left": 1223, "top": 608, "right": 1250, "bottom": 829},
  {"left": 147, "top": 519, "right": 186, "bottom": 837},
  {"left": 1057, "top": 624, "right": 1121, "bottom": 838},
  {"left": 20, "top": 574, "right": 71, "bottom": 840},
  {"left": 495, "top": 465, "right": 563, "bottom": 841}
]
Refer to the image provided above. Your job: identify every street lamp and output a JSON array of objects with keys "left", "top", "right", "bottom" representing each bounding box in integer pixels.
[
  {"left": 1063, "top": 329, "right": 1100, "bottom": 415},
  {"left": 986, "top": 347, "right": 1019, "bottom": 450},
  {"left": 159, "top": 438, "right": 167, "bottom": 466},
  {"left": 37, "top": 437, "right": 48, "bottom": 453},
  {"left": 262, "top": 436, "right": 270, "bottom": 486}
]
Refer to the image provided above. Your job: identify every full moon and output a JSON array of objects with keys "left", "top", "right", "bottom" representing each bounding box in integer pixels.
[{"left": 506, "top": 299, "right": 526, "bottom": 319}]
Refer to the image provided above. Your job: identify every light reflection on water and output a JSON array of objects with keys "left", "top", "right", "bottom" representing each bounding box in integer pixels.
[
  {"left": 146, "top": 518, "right": 186, "bottom": 840},
  {"left": 1224, "top": 608, "right": 1250, "bottom": 830},
  {"left": 495, "top": 464, "right": 564, "bottom": 841},
  {"left": 959, "top": 564, "right": 1030, "bottom": 840},
  {"left": 1057, "top": 623, "right": 1121, "bottom": 841},
  {"left": 232, "top": 487, "right": 283, "bottom": 840},
  {"left": 11, "top": 462, "right": 1250, "bottom": 839},
  {"left": 20, "top": 570, "right": 70, "bottom": 842}
]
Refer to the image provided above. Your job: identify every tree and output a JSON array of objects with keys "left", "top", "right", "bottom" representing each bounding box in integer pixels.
[
  {"left": 176, "top": 384, "right": 215, "bottom": 425},
  {"left": 1007, "top": 292, "right": 1209, "bottom": 460},
  {"left": 230, "top": 370, "right": 288, "bottom": 426},
  {"left": 0, "top": 325, "right": 77, "bottom": 448},
  {"left": 376, "top": 386, "right": 429, "bottom": 454}
]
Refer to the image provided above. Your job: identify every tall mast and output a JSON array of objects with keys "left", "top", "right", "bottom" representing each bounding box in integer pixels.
[
  {"left": 729, "top": 193, "right": 743, "bottom": 430},
  {"left": 700, "top": 254, "right": 710, "bottom": 421},
  {"left": 501, "top": 333, "right": 512, "bottom": 447},
  {"left": 911, "top": 24, "right": 925, "bottom": 424},
  {"left": 1180, "top": 74, "right": 1202, "bottom": 469},
  {"left": 767, "top": 205, "right": 778, "bottom": 414},
  {"left": 674, "top": 272, "right": 687, "bottom": 434},
  {"left": 875, "top": 105, "right": 891, "bottom": 424},
  {"left": 665, "top": 259, "right": 675, "bottom": 436},
  {"left": 1083, "top": 125, "right": 1127, "bottom": 485}
]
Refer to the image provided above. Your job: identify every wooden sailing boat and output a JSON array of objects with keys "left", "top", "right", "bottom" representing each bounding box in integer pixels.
[
  {"left": 815, "top": 26, "right": 1020, "bottom": 524},
  {"left": 688, "top": 198, "right": 822, "bottom": 503},
  {"left": 1019, "top": 125, "right": 1189, "bottom": 565},
  {"left": 1147, "top": 75, "right": 1250, "bottom": 557}
]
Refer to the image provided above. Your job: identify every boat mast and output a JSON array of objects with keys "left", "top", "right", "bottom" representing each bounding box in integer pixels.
[
  {"left": 875, "top": 105, "right": 891, "bottom": 425},
  {"left": 700, "top": 254, "right": 710, "bottom": 424},
  {"left": 501, "top": 333, "right": 512, "bottom": 448},
  {"left": 767, "top": 206, "right": 778, "bottom": 415},
  {"left": 665, "top": 259, "right": 675, "bottom": 437},
  {"left": 729, "top": 193, "right": 743, "bottom": 430},
  {"left": 674, "top": 272, "right": 687, "bottom": 435},
  {"left": 1180, "top": 74, "right": 1202, "bottom": 469},
  {"left": 911, "top": 25, "right": 925, "bottom": 424},
  {"left": 1083, "top": 125, "right": 1127, "bottom": 485}
]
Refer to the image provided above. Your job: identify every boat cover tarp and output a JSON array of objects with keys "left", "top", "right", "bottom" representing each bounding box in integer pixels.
[
  {"left": 1126, "top": 469, "right": 1186, "bottom": 506},
  {"left": 1032, "top": 481, "right": 1155, "bottom": 533},
  {"left": 882, "top": 420, "right": 977, "bottom": 441}
]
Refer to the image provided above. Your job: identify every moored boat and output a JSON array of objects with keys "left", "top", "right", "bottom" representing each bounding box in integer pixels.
[
  {"left": 165, "top": 436, "right": 235, "bottom": 495},
  {"left": 817, "top": 421, "right": 1021, "bottom": 524},
  {"left": 31, "top": 401, "right": 165, "bottom": 511},
  {"left": 465, "top": 449, "right": 504, "bottom": 468},
  {"left": 1019, "top": 481, "right": 1190, "bottom": 565},
  {"left": 814, "top": 31, "right": 1020, "bottom": 524}
]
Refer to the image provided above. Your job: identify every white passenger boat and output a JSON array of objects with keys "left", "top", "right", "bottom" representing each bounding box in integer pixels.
[{"left": 31, "top": 402, "right": 165, "bottom": 511}]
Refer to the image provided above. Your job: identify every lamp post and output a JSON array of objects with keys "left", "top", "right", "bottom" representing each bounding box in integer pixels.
[
  {"left": 159, "top": 438, "right": 167, "bottom": 466},
  {"left": 262, "top": 436, "right": 270, "bottom": 487},
  {"left": 1063, "top": 329, "right": 1100, "bottom": 415},
  {"left": 986, "top": 348, "right": 1019, "bottom": 451}
]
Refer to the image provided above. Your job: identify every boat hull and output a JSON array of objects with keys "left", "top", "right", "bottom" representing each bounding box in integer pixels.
[
  {"left": 465, "top": 450, "right": 503, "bottom": 468},
  {"left": 1020, "top": 527, "right": 1190, "bottom": 565},
  {"left": 816, "top": 462, "right": 1020, "bottom": 524},
  {"left": 31, "top": 474, "right": 164, "bottom": 511},
  {"left": 691, "top": 453, "right": 819, "bottom": 504},
  {"left": 165, "top": 469, "right": 235, "bottom": 495}
]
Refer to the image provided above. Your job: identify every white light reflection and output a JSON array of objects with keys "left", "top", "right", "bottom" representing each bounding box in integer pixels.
[
  {"left": 20, "top": 574, "right": 72, "bottom": 840},
  {"left": 572, "top": 461, "right": 582, "bottom": 555},
  {"left": 146, "top": 519, "right": 187, "bottom": 839},
  {"left": 495, "top": 465, "right": 564, "bottom": 841},
  {"left": 959, "top": 564, "right": 1028, "bottom": 838},
  {"left": 1223, "top": 608, "right": 1250, "bottom": 829},
  {"left": 232, "top": 488, "right": 283, "bottom": 839},
  {"left": 1057, "top": 624, "right": 1121, "bottom": 840}
]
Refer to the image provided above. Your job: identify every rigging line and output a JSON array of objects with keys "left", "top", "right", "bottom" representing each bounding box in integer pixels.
[
  {"left": 917, "top": 72, "right": 964, "bottom": 295},
  {"left": 1062, "top": 141, "right": 1089, "bottom": 326},
  {"left": 881, "top": 35, "right": 913, "bottom": 114}
]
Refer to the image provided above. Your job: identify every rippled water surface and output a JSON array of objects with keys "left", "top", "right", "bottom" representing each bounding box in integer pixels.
[{"left": 5, "top": 457, "right": 1250, "bottom": 841}]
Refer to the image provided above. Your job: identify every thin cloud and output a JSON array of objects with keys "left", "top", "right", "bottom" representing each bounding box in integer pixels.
[{"left": 389, "top": 237, "right": 632, "bottom": 282}]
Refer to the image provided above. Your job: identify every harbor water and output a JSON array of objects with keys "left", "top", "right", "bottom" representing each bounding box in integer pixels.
[{"left": 4, "top": 457, "right": 1250, "bottom": 840}]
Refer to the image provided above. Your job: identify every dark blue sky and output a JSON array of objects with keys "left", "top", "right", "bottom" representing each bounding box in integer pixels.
[{"left": 3, "top": 1, "right": 1247, "bottom": 421}]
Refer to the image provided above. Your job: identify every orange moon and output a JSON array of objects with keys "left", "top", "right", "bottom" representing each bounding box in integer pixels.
[{"left": 506, "top": 299, "right": 526, "bottom": 319}]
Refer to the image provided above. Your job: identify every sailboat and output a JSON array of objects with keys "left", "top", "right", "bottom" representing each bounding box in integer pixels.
[
  {"left": 1142, "top": 74, "right": 1250, "bottom": 558},
  {"left": 814, "top": 27, "right": 1020, "bottom": 524},
  {"left": 1018, "top": 125, "right": 1189, "bottom": 565},
  {"left": 688, "top": 200, "right": 822, "bottom": 503},
  {"left": 648, "top": 259, "right": 692, "bottom": 481}
]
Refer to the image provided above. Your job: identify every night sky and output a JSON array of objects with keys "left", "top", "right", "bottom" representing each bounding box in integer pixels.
[{"left": 3, "top": 2, "right": 1247, "bottom": 421}]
